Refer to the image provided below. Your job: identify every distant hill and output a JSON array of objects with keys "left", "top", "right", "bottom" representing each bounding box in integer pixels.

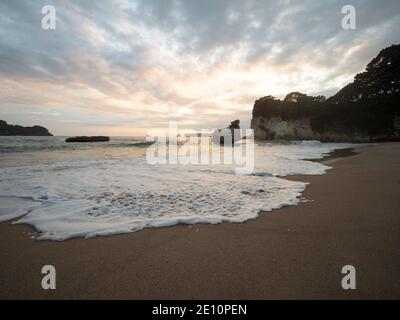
[
  {"left": 0, "top": 120, "right": 53, "bottom": 136},
  {"left": 251, "top": 44, "right": 400, "bottom": 142}
]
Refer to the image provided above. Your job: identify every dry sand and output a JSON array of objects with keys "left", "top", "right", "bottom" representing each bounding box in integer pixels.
[{"left": 0, "top": 143, "right": 399, "bottom": 300}]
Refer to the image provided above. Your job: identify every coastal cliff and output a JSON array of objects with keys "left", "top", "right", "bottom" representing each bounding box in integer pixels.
[
  {"left": 251, "top": 44, "right": 400, "bottom": 142},
  {"left": 0, "top": 120, "right": 53, "bottom": 136}
]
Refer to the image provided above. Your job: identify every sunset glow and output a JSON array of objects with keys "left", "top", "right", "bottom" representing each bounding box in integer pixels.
[{"left": 1, "top": 0, "right": 399, "bottom": 135}]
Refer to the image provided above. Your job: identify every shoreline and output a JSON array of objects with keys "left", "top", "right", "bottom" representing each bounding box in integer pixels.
[
  {"left": 0, "top": 145, "right": 359, "bottom": 240},
  {"left": 311, "top": 147, "right": 359, "bottom": 162},
  {"left": 0, "top": 143, "right": 399, "bottom": 299}
]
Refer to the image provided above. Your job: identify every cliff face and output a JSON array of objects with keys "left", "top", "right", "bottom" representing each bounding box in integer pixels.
[
  {"left": 251, "top": 44, "right": 400, "bottom": 142},
  {"left": 0, "top": 120, "right": 53, "bottom": 136}
]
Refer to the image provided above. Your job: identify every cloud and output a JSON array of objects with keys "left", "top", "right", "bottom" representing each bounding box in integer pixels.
[{"left": 0, "top": 0, "right": 399, "bottom": 135}]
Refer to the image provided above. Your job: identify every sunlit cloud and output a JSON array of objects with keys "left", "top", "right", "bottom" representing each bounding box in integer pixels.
[{"left": 0, "top": 0, "right": 399, "bottom": 135}]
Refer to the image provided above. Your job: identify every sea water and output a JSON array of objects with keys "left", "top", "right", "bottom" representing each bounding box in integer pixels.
[{"left": 0, "top": 137, "right": 353, "bottom": 241}]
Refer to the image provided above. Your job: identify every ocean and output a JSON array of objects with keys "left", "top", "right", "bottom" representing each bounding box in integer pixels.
[{"left": 0, "top": 136, "right": 353, "bottom": 241}]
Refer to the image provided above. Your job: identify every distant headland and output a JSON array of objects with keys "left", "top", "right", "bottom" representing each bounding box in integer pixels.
[{"left": 0, "top": 120, "right": 53, "bottom": 136}]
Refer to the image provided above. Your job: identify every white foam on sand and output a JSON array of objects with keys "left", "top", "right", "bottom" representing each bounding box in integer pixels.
[{"left": 0, "top": 141, "right": 353, "bottom": 240}]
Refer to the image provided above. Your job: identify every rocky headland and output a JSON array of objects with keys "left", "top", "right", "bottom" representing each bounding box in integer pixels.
[
  {"left": 0, "top": 120, "right": 53, "bottom": 136},
  {"left": 251, "top": 44, "right": 400, "bottom": 142}
]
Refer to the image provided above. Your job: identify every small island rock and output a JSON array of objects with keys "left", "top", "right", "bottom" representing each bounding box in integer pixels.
[{"left": 65, "top": 136, "right": 110, "bottom": 143}]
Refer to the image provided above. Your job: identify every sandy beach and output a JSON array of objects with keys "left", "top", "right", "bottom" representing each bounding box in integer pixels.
[{"left": 0, "top": 143, "right": 399, "bottom": 300}]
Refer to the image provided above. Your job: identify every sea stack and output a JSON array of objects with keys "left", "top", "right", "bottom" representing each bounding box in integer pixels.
[{"left": 212, "top": 120, "right": 242, "bottom": 145}]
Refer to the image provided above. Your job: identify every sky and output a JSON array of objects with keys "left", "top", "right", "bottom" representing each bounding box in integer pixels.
[{"left": 0, "top": 0, "right": 399, "bottom": 136}]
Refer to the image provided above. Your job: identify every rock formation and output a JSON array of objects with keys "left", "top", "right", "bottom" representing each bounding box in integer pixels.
[
  {"left": 0, "top": 120, "right": 53, "bottom": 136},
  {"left": 212, "top": 120, "right": 242, "bottom": 145},
  {"left": 251, "top": 44, "right": 400, "bottom": 142},
  {"left": 65, "top": 136, "right": 110, "bottom": 143}
]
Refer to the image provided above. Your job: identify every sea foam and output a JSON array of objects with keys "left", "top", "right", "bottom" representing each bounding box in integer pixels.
[{"left": 0, "top": 141, "right": 353, "bottom": 240}]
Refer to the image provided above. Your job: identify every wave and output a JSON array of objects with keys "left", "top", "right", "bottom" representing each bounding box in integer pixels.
[
  {"left": 0, "top": 136, "right": 152, "bottom": 153},
  {"left": 0, "top": 141, "right": 355, "bottom": 240}
]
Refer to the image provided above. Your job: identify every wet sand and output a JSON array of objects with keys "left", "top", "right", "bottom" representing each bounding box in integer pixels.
[{"left": 0, "top": 143, "right": 399, "bottom": 299}]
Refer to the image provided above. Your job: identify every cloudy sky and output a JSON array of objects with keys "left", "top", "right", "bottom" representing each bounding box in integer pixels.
[{"left": 0, "top": 0, "right": 399, "bottom": 136}]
